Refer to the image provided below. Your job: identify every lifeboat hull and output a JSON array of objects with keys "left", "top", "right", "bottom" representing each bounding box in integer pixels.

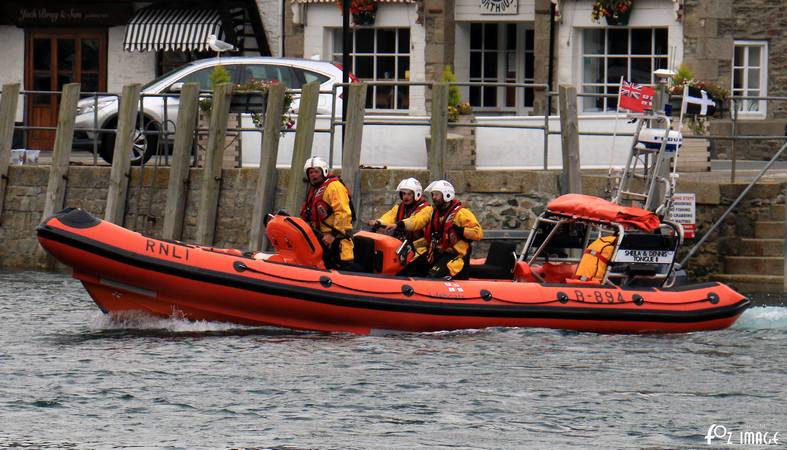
[{"left": 36, "top": 209, "right": 750, "bottom": 334}]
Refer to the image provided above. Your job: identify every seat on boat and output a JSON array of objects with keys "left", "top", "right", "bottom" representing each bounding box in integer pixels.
[
  {"left": 514, "top": 261, "right": 538, "bottom": 282},
  {"left": 352, "top": 235, "right": 377, "bottom": 273},
  {"left": 469, "top": 241, "right": 517, "bottom": 279},
  {"left": 348, "top": 231, "right": 406, "bottom": 275},
  {"left": 538, "top": 262, "right": 578, "bottom": 283}
]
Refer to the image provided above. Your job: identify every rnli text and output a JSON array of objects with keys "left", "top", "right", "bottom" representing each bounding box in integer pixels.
[{"left": 145, "top": 240, "right": 190, "bottom": 260}]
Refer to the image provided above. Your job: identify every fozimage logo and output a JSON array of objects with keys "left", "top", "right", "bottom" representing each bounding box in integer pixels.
[{"left": 705, "top": 424, "right": 780, "bottom": 446}]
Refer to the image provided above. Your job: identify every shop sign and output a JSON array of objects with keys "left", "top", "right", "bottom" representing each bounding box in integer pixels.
[
  {"left": 480, "top": 0, "right": 518, "bottom": 15},
  {"left": 3, "top": 3, "right": 131, "bottom": 26}
]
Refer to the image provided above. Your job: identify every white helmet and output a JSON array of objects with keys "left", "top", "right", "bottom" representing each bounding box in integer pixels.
[
  {"left": 303, "top": 156, "right": 329, "bottom": 177},
  {"left": 425, "top": 179, "right": 455, "bottom": 202},
  {"left": 396, "top": 177, "right": 423, "bottom": 201}
]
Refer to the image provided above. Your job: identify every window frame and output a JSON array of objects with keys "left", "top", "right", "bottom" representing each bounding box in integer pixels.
[
  {"left": 332, "top": 27, "right": 410, "bottom": 112},
  {"left": 241, "top": 64, "right": 298, "bottom": 89},
  {"left": 579, "top": 27, "right": 669, "bottom": 113},
  {"left": 732, "top": 40, "right": 768, "bottom": 118},
  {"left": 468, "top": 23, "right": 535, "bottom": 114},
  {"left": 172, "top": 65, "right": 243, "bottom": 91}
]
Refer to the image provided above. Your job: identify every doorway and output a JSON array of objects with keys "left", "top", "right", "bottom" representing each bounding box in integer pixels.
[{"left": 25, "top": 29, "right": 107, "bottom": 150}]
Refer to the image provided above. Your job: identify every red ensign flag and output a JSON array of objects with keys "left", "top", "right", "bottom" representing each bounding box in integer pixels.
[{"left": 618, "top": 80, "right": 655, "bottom": 112}]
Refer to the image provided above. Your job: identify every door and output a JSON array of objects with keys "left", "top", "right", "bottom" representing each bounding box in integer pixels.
[{"left": 25, "top": 30, "right": 107, "bottom": 150}]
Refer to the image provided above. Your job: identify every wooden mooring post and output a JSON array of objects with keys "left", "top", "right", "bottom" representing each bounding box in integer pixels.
[
  {"left": 41, "top": 83, "right": 80, "bottom": 222},
  {"left": 162, "top": 82, "right": 200, "bottom": 241},
  {"left": 558, "top": 84, "right": 582, "bottom": 194},
  {"left": 0, "top": 83, "right": 20, "bottom": 226},
  {"left": 429, "top": 83, "right": 448, "bottom": 180},
  {"left": 37, "top": 83, "right": 80, "bottom": 264},
  {"left": 195, "top": 83, "right": 233, "bottom": 245},
  {"left": 342, "top": 82, "right": 367, "bottom": 217},
  {"left": 248, "top": 83, "right": 286, "bottom": 252},
  {"left": 285, "top": 81, "right": 320, "bottom": 216},
  {"left": 105, "top": 84, "right": 141, "bottom": 225}
]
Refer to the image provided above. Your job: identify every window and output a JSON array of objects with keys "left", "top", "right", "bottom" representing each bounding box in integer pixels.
[
  {"left": 468, "top": 24, "right": 534, "bottom": 111},
  {"left": 175, "top": 65, "right": 242, "bottom": 91},
  {"left": 732, "top": 41, "right": 768, "bottom": 115},
  {"left": 333, "top": 28, "right": 410, "bottom": 110},
  {"left": 242, "top": 64, "right": 297, "bottom": 88},
  {"left": 580, "top": 28, "right": 668, "bottom": 112},
  {"left": 295, "top": 69, "right": 330, "bottom": 87}
]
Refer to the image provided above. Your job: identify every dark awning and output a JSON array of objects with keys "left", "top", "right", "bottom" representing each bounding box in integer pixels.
[{"left": 123, "top": 7, "right": 232, "bottom": 52}]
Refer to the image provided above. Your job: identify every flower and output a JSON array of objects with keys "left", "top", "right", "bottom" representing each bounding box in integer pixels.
[
  {"left": 335, "top": 0, "right": 376, "bottom": 15},
  {"left": 591, "top": 0, "right": 633, "bottom": 23},
  {"left": 668, "top": 63, "right": 729, "bottom": 134},
  {"left": 669, "top": 64, "right": 730, "bottom": 102},
  {"left": 447, "top": 105, "right": 459, "bottom": 123},
  {"left": 457, "top": 101, "right": 472, "bottom": 115},
  {"left": 233, "top": 79, "right": 295, "bottom": 131}
]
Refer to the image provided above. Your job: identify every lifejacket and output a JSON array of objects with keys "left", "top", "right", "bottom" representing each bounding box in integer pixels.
[
  {"left": 396, "top": 197, "right": 429, "bottom": 242},
  {"left": 299, "top": 174, "right": 356, "bottom": 227},
  {"left": 425, "top": 200, "right": 464, "bottom": 252},
  {"left": 575, "top": 235, "right": 617, "bottom": 282}
]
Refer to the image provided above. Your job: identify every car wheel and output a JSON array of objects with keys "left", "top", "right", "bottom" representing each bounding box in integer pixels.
[{"left": 99, "top": 118, "right": 162, "bottom": 166}]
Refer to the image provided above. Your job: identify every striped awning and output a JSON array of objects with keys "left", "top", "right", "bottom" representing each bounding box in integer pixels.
[{"left": 124, "top": 8, "right": 226, "bottom": 52}]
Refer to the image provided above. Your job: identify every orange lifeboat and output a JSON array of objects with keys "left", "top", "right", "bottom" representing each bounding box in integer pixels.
[{"left": 36, "top": 204, "right": 750, "bottom": 335}]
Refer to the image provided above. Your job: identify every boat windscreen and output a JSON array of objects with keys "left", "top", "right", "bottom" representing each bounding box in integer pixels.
[{"left": 529, "top": 221, "right": 588, "bottom": 258}]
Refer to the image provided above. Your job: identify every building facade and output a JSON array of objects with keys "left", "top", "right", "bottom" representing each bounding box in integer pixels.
[
  {"left": 0, "top": 0, "right": 276, "bottom": 149},
  {"left": 0, "top": 0, "right": 784, "bottom": 158},
  {"left": 288, "top": 0, "right": 784, "bottom": 158}
]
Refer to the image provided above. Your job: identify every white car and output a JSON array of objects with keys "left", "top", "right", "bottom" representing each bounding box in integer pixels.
[{"left": 74, "top": 57, "right": 351, "bottom": 164}]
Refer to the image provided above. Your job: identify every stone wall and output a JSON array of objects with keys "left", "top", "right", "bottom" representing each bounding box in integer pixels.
[
  {"left": 283, "top": 0, "right": 305, "bottom": 57},
  {"left": 682, "top": 181, "right": 787, "bottom": 279},
  {"left": 684, "top": 0, "right": 787, "bottom": 160},
  {"left": 422, "top": 0, "right": 455, "bottom": 109},
  {"left": 1, "top": 165, "right": 784, "bottom": 284}
]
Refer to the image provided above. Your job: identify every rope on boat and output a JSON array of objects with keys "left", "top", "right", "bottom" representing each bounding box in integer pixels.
[
  {"left": 233, "top": 261, "right": 405, "bottom": 295},
  {"left": 491, "top": 290, "right": 719, "bottom": 307},
  {"left": 491, "top": 295, "right": 713, "bottom": 307},
  {"left": 233, "top": 261, "right": 325, "bottom": 284},
  {"left": 232, "top": 261, "right": 720, "bottom": 307}
]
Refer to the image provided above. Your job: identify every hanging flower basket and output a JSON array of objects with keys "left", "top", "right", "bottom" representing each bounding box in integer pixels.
[
  {"left": 336, "top": 0, "right": 377, "bottom": 26},
  {"left": 605, "top": 7, "right": 632, "bottom": 26},
  {"left": 591, "top": 0, "right": 634, "bottom": 26},
  {"left": 226, "top": 79, "right": 295, "bottom": 129},
  {"left": 229, "top": 90, "right": 267, "bottom": 114},
  {"left": 352, "top": 9, "right": 376, "bottom": 26}
]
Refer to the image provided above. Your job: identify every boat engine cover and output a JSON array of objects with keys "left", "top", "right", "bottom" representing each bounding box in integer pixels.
[{"left": 265, "top": 215, "right": 325, "bottom": 268}]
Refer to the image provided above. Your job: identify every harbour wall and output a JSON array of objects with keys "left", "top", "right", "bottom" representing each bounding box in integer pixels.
[{"left": 1, "top": 165, "right": 784, "bottom": 282}]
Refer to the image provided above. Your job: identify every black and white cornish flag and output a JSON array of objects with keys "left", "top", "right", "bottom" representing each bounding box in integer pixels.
[{"left": 681, "top": 86, "right": 717, "bottom": 116}]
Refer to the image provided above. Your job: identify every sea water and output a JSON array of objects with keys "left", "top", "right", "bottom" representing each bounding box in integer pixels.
[{"left": 1, "top": 271, "right": 785, "bottom": 449}]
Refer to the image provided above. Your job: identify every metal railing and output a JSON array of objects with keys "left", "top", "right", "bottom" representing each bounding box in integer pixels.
[{"left": 3, "top": 84, "right": 786, "bottom": 176}]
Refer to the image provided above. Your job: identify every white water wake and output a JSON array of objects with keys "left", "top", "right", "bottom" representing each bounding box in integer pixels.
[
  {"left": 732, "top": 306, "right": 787, "bottom": 330},
  {"left": 86, "top": 310, "right": 253, "bottom": 333},
  {"left": 83, "top": 306, "right": 787, "bottom": 334}
]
